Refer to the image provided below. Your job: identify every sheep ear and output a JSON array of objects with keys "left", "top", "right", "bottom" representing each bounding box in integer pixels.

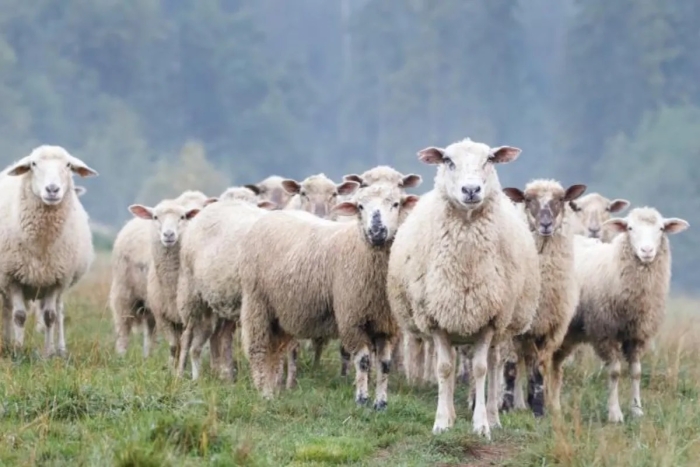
[
  {"left": 185, "top": 208, "right": 201, "bottom": 220},
  {"left": 243, "top": 184, "right": 261, "bottom": 195},
  {"left": 603, "top": 218, "right": 628, "bottom": 233},
  {"left": 663, "top": 218, "right": 689, "bottom": 234},
  {"left": 66, "top": 155, "right": 99, "bottom": 177},
  {"left": 257, "top": 201, "right": 277, "bottom": 210},
  {"left": 74, "top": 186, "right": 87, "bottom": 197},
  {"left": 417, "top": 147, "right": 445, "bottom": 165},
  {"left": 607, "top": 199, "right": 630, "bottom": 213},
  {"left": 563, "top": 184, "right": 587, "bottom": 202},
  {"left": 401, "top": 174, "right": 422, "bottom": 188},
  {"left": 281, "top": 179, "right": 301, "bottom": 195},
  {"left": 204, "top": 197, "right": 218, "bottom": 206},
  {"left": 401, "top": 195, "right": 420, "bottom": 210},
  {"left": 332, "top": 201, "right": 359, "bottom": 216},
  {"left": 489, "top": 146, "right": 521, "bottom": 164},
  {"left": 337, "top": 180, "right": 360, "bottom": 196},
  {"left": 129, "top": 204, "right": 154, "bottom": 220},
  {"left": 343, "top": 174, "right": 363, "bottom": 185},
  {"left": 502, "top": 187, "right": 525, "bottom": 203},
  {"left": 6, "top": 157, "right": 32, "bottom": 176}
]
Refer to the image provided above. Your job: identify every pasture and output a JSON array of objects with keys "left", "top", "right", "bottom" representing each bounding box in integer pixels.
[{"left": 0, "top": 253, "right": 698, "bottom": 466}]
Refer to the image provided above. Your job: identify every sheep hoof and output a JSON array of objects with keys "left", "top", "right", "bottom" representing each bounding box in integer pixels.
[
  {"left": 373, "top": 400, "right": 387, "bottom": 411},
  {"left": 471, "top": 423, "right": 491, "bottom": 439},
  {"left": 631, "top": 406, "right": 644, "bottom": 418},
  {"left": 432, "top": 422, "right": 451, "bottom": 435},
  {"left": 355, "top": 395, "right": 369, "bottom": 406},
  {"left": 608, "top": 407, "right": 624, "bottom": 423}
]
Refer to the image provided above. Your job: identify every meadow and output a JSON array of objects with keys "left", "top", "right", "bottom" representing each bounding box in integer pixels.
[{"left": 0, "top": 252, "right": 698, "bottom": 466}]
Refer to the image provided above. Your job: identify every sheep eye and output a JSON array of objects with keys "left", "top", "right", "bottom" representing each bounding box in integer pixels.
[
  {"left": 332, "top": 192, "right": 338, "bottom": 197},
  {"left": 300, "top": 191, "right": 307, "bottom": 197},
  {"left": 627, "top": 226, "right": 633, "bottom": 231},
  {"left": 180, "top": 215, "right": 186, "bottom": 220},
  {"left": 153, "top": 215, "right": 158, "bottom": 221},
  {"left": 358, "top": 204, "right": 364, "bottom": 211},
  {"left": 392, "top": 202, "right": 399, "bottom": 208},
  {"left": 31, "top": 161, "right": 37, "bottom": 167},
  {"left": 443, "top": 157, "right": 455, "bottom": 170},
  {"left": 66, "top": 162, "right": 71, "bottom": 168}
]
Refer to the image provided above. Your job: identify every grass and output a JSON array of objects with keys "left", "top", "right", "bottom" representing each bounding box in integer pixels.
[{"left": 1, "top": 253, "right": 699, "bottom": 466}]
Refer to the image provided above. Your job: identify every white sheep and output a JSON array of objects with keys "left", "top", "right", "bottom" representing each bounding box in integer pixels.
[
  {"left": 127, "top": 197, "right": 214, "bottom": 370},
  {"left": 0, "top": 145, "right": 98, "bottom": 356},
  {"left": 175, "top": 196, "right": 277, "bottom": 380},
  {"left": 387, "top": 138, "right": 540, "bottom": 437},
  {"left": 568, "top": 193, "right": 630, "bottom": 241},
  {"left": 501, "top": 179, "right": 586, "bottom": 417},
  {"left": 550, "top": 207, "right": 688, "bottom": 422},
  {"left": 244, "top": 175, "right": 294, "bottom": 208},
  {"left": 239, "top": 183, "right": 417, "bottom": 407},
  {"left": 108, "top": 190, "right": 211, "bottom": 358}
]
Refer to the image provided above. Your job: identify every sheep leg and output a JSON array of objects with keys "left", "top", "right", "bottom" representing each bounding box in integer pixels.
[
  {"left": 39, "top": 290, "right": 61, "bottom": 358},
  {"left": 9, "top": 285, "right": 28, "bottom": 349},
  {"left": 373, "top": 337, "right": 393, "bottom": 410},
  {"left": 457, "top": 346, "right": 470, "bottom": 384},
  {"left": 500, "top": 359, "right": 516, "bottom": 411},
  {"left": 209, "top": 318, "right": 224, "bottom": 373},
  {"left": 353, "top": 346, "right": 372, "bottom": 405},
  {"left": 606, "top": 359, "right": 624, "bottom": 423},
  {"left": 286, "top": 341, "right": 299, "bottom": 389},
  {"left": 470, "top": 328, "right": 494, "bottom": 438},
  {"left": 113, "top": 296, "right": 134, "bottom": 356},
  {"left": 143, "top": 312, "right": 156, "bottom": 358},
  {"left": 431, "top": 331, "right": 456, "bottom": 434},
  {"left": 513, "top": 355, "right": 528, "bottom": 410},
  {"left": 404, "top": 335, "right": 424, "bottom": 384},
  {"left": 486, "top": 343, "right": 502, "bottom": 428},
  {"left": 55, "top": 299, "right": 66, "bottom": 356},
  {"left": 550, "top": 341, "right": 576, "bottom": 413},
  {"left": 340, "top": 344, "right": 351, "bottom": 377},
  {"left": 177, "top": 320, "right": 195, "bottom": 378},
  {"left": 189, "top": 317, "right": 214, "bottom": 381},
  {"left": 423, "top": 338, "right": 436, "bottom": 384},
  {"left": 218, "top": 319, "right": 237, "bottom": 381},
  {"left": 623, "top": 340, "right": 644, "bottom": 418},
  {"left": 392, "top": 332, "right": 404, "bottom": 374},
  {"left": 311, "top": 337, "right": 326, "bottom": 368},
  {"left": 242, "top": 295, "right": 278, "bottom": 398}
]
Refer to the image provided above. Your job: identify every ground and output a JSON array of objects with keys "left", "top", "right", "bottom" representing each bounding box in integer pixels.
[{"left": 0, "top": 253, "right": 699, "bottom": 466}]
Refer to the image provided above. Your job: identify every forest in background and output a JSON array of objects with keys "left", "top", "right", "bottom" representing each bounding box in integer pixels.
[{"left": 0, "top": 0, "right": 698, "bottom": 291}]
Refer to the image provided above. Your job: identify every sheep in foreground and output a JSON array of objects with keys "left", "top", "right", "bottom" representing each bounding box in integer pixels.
[
  {"left": 244, "top": 175, "right": 293, "bottom": 208},
  {"left": 0, "top": 145, "right": 98, "bottom": 356},
  {"left": 127, "top": 197, "right": 213, "bottom": 369},
  {"left": 176, "top": 196, "right": 278, "bottom": 380},
  {"left": 240, "top": 183, "right": 418, "bottom": 407},
  {"left": 279, "top": 173, "right": 359, "bottom": 388},
  {"left": 550, "top": 207, "right": 688, "bottom": 422},
  {"left": 387, "top": 138, "right": 540, "bottom": 437},
  {"left": 500, "top": 180, "right": 586, "bottom": 417},
  {"left": 568, "top": 193, "right": 629, "bottom": 241},
  {"left": 108, "top": 191, "right": 210, "bottom": 357}
]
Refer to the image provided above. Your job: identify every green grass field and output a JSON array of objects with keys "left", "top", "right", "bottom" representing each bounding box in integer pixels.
[{"left": 1, "top": 253, "right": 699, "bottom": 466}]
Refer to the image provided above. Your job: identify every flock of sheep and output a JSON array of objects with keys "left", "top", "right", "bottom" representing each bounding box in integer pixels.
[{"left": 0, "top": 140, "right": 689, "bottom": 439}]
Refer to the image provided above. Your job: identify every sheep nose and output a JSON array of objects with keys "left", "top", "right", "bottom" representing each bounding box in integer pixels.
[
  {"left": 540, "top": 220, "right": 553, "bottom": 229},
  {"left": 163, "top": 230, "right": 175, "bottom": 241},
  {"left": 640, "top": 246, "right": 653, "bottom": 254},
  {"left": 461, "top": 184, "right": 481, "bottom": 197},
  {"left": 45, "top": 184, "right": 60, "bottom": 195},
  {"left": 588, "top": 227, "right": 601, "bottom": 237}
]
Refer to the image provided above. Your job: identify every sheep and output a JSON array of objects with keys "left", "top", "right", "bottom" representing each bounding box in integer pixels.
[
  {"left": 499, "top": 180, "right": 586, "bottom": 417},
  {"left": 568, "top": 193, "right": 630, "bottom": 241},
  {"left": 175, "top": 196, "right": 278, "bottom": 380},
  {"left": 278, "top": 173, "right": 359, "bottom": 388},
  {"left": 127, "top": 197, "right": 214, "bottom": 370},
  {"left": 0, "top": 145, "right": 98, "bottom": 356},
  {"left": 239, "top": 183, "right": 418, "bottom": 407},
  {"left": 244, "top": 175, "right": 294, "bottom": 207},
  {"left": 550, "top": 207, "right": 688, "bottom": 422},
  {"left": 108, "top": 190, "right": 210, "bottom": 358},
  {"left": 219, "top": 186, "right": 261, "bottom": 204},
  {"left": 386, "top": 138, "right": 540, "bottom": 437}
]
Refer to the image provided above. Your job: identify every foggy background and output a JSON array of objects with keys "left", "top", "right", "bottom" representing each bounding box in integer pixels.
[{"left": 0, "top": 0, "right": 697, "bottom": 292}]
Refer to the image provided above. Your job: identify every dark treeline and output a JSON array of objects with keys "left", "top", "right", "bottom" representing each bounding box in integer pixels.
[{"left": 0, "top": 0, "right": 698, "bottom": 291}]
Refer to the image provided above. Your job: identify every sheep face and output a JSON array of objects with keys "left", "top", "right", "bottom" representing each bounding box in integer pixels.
[
  {"left": 503, "top": 180, "right": 587, "bottom": 236},
  {"left": 344, "top": 166, "right": 422, "bottom": 190},
  {"left": 332, "top": 185, "right": 419, "bottom": 247},
  {"left": 418, "top": 139, "right": 521, "bottom": 210},
  {"left": 6, "top": 145, "right": 98, "bottom": 206},
  {"left": 604, "top": 208, "right": 688, "bottom": 263},
  {"left": 282, "top": 174, "right": 359, "bottom": 218},
  {"left": 129, "top": 201, "right": 201, "bottom": 247},
  {"left": 569, "top": 193, "right": 630, "bottom": 239},
  {"left": 245, "top": 175, "right": 292, "bottom": 207}
]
